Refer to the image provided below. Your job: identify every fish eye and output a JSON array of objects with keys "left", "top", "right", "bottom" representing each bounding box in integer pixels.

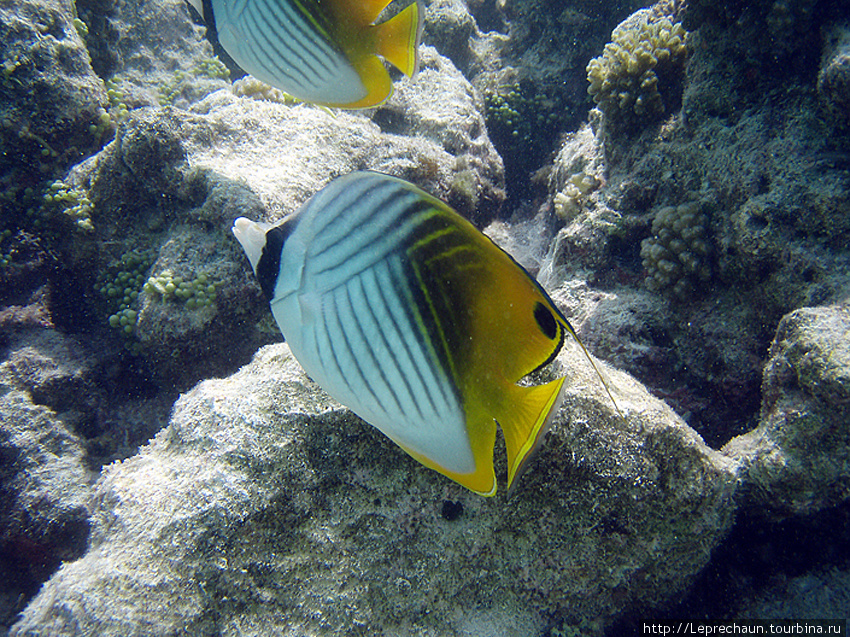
[{"left": 533, "top": 302, "right": 558, "bottom": 340}]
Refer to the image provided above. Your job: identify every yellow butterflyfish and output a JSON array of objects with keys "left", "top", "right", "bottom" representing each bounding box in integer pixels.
[
  {"left": 187, "top": 0, "right": 423, "bottom": 108},
  {"left": 233, "top": 171, "right": 619, "bottom": 495}
]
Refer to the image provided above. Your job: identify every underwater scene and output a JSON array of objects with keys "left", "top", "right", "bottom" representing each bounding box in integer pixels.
[{"left": 1, "top": 0, "right": 849, "bottom": 633}]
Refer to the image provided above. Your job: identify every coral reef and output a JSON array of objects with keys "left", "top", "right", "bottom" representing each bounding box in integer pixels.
[
  {"left": 423, "top": 0, "right": 649, "bottom": 198},
  {"left": 0, "top": 0, "right": 108, "bottom": 214},
  {"left": 95, "top": 250, "right": 153, "bottom": 339},
  {"left": 39, "top": 180, "right": 95, "bottom": 232},
  {"left": 11, "top": 299, "right": 850, "bottom": 635},
  {"left": 482, "top": 82, "right": 572, "bottom": 198},
  {"left": 543, "top": 0, "right": 850, "bottom": 453},
  {"left": 143, "top": 269, "right": 221, "bottom": 310},
  {"left": 1, "top": 0, "right": 850, "bottom": 631},
  {"left": 0, "top": 333, "right": 97, "bottom": 626},
  {"left": 1, "top": 38, "right": 505, "bottom": 399},
  {"left": 587, "top": 11, "right": 687, "bottom": 134},
  {"left": 553, "top": 170, "right": 602, "bottom": 222},
  {"left": 640, "top": 202, "right": 712, "bottom": 298},
  {"left": 231, "top": 75, "right": 299, "bottom": 104}
]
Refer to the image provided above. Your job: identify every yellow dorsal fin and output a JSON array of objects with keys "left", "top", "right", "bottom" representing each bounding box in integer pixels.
[
  {"left": 372, "top": 0, "right": 423, "bottom": 77},
  {"left": 497, "top": 377, "right": 567, "bottom": 493},
  {"left": 320, "top": 0, "right": 394, "bottom": 27}
]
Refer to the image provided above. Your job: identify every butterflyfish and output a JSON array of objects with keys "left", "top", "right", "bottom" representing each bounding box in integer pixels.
[
  {"left": 233, "top": 171, "right": 619, "bottom": 495},
  {"left": 186, "top": 0, "right": 423, "bottom": 108}
]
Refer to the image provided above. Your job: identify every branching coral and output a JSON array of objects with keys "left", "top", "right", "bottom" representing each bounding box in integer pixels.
[
  {"left": 640, "top": 202, "right": 711, "bottom": 298},
  {"left": 553, "top": 170, "right": 602, "bottom": 221},
  {"left": 587, "top": 12, "right": 687, "bottom": 133},
  {"left": 484, "top": 82, "right": 568, "bottom": 190}
]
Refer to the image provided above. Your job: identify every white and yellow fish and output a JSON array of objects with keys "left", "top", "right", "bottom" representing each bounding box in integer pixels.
[
  {"left": 187, "top": 0, "right": 423, "bottom": 108},
  {"left": 233, "top": 171, "right": 613, "bottom": 495}
]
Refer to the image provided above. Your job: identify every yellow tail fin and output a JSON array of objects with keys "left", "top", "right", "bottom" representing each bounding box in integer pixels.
[
  {"left": 498, "top": 378, "right": 567, "bottom": 493},
  {"left": 373, "top": 0, "right": 423, "bottom": 77}
]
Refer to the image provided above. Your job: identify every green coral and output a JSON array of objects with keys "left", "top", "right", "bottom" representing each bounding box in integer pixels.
[
  {"left": 95, "top": 250, "right": 154, "bottom": 338},
  {"left": 194, "top": 56, "right": 230, "bottom": 81},
  {"left": 485, "top": 83, "right": 564, "bottom": 147},
  {"left": 484, "top": 82, "right": 568, "bottom": 193},
  {"left": 587, "top": 14, "right": 687, "bottom": 133},
  {"left": 143, "top": 269, "right": 222, "bottom": 310},
  {"left": 105, "top": 80, "right": 130, "bottom": 124},
  {"left": 640, "top": 202, "right": 711, "bottom": 298},
  {"left": 40, "top": 180, "right": 94, "bottom": 231},
  {"left": 84, "top": 79, "right": 131, "bottom": 143},
  {"left": 159, "top": 57, "right": 230, "bottom": 105},
  {"left": 232, "top": 76, "right": 301, "bottom": 104},
  {"left": 0, "top": 229, "right": 15, "bottom": 267}
]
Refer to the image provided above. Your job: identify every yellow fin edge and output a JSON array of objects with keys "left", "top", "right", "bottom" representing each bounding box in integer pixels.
[
  {"left": 500, "top": 377, "right": 567, "bottom": 493},
  {"left": 373, "top": 0, "right": 423, "bottom": 77},
  {"left": 394, "top": 424, "right": 499, "bottom": 497}
]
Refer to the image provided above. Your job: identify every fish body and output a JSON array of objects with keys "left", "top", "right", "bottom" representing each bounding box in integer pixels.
[
  {"left": 187, "top": 0, "right": 423, "bottom": 108},
  {"left": 233, "top": 172, "right": 584, "bottom": 495}
]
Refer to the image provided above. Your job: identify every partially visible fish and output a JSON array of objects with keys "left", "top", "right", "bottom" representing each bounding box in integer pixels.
[
  {"left": 233, "top": 172, "right": 621, "bottom": 495},
  {"left": 187, "top": 0, "right": 423, "bottom": 108}
]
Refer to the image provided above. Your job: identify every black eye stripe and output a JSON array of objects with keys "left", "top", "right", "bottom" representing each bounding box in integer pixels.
[
  {"left": 256, "top": 219, "right": 295, "bottom": 300},
  {"left": 534, "top": 302, "right": 558, "bottom": 340}
]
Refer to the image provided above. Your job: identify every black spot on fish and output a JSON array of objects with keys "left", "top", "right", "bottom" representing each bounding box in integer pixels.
[
  {"left": 440, "top": 500, "right": 463, "bottom": 521},
  {"left": 534, "top": 302, "right": 558, "bottom": 341}
]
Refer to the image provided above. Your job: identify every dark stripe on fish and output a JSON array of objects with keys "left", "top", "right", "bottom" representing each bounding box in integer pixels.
[
  {"left": 317, "top": 294, "right": 358, "bottom": 398},
  {"left": 252, "top": 0, "right": 338, "bottom": 81},
  {"left": 310, "top": 197, "right": 434, "bottom": 284},
  {"left": 406, "top": 212, "right": 483, "bottom": 382},
  {"left": 344, "top": 278, "right": 405, "bottom": 417},
  {"left": 242, "top": 2, "right": 329, "bottom": 90},
  {"left": 332, "top": 285, "right": 384, "bottom": 411},
  {"left": 357, "top": 267, "right": 426, "bottom": 422},
  {"left": 256, "top": 219, "right": 295, "bottom": 301},
  {"left": 309, "top": 178, "right": 415, "bottom": 256},
  {"left": 388, "top": 251, "right": 461, "bottom": 414},
  {"left": 375, "top": 258, "right": 452, "bottom": 422}
]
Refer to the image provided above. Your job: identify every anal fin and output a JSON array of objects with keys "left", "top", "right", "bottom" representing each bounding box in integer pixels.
[{"left": 498, "top": 378, "right": 566, "bottom": 493}]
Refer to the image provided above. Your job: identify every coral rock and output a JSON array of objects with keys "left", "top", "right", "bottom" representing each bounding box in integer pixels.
[
  {"left": 10, "top": 343, "right": 738, "bottom": 636},
  {"left": 724, "top": 304, "right": 850, "bottom": 518}
]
